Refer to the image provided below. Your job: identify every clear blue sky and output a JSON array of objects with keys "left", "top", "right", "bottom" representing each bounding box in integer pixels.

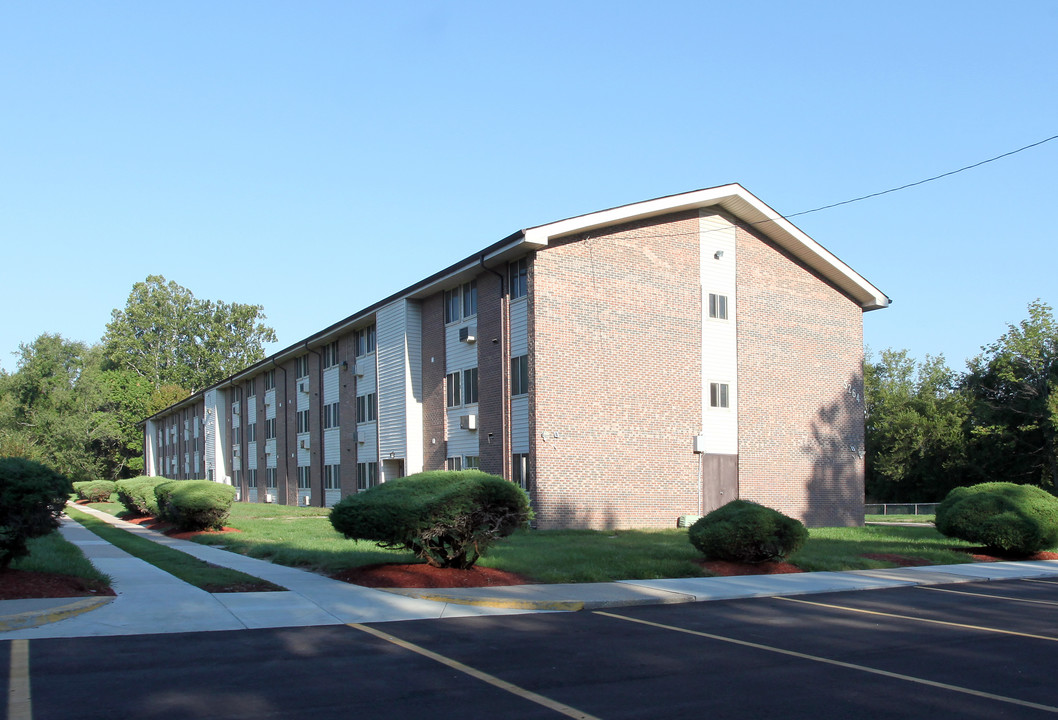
[{"left": 2, "top": 1, "right": 1055, "bottom": 375}]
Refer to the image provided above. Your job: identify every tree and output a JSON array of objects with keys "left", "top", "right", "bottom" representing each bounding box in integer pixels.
[
  {"left": 864, "top": 349, "right": 970, "bottom": 501},
  {"left": 103, "top": 275, "right": 276, "bottom": 393},
  {"left": 964, "top": 300, "right": 1058, "bottom": 491}
]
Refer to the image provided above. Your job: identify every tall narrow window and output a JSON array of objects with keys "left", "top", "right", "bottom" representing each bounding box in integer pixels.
[
  {"left": 297, "top": 466, "right": 310, "bottom": 489},
  {"left": 446, "top": 372, "right": 462, "bottom": 407},
  {"left": 509, "top": 258, "right": 528, "bottom": 299},
  {"left": 323, "top": 402, "right": 340, "bottom": 429},
  {"left": 322, "top": 341, "right": 340, "bottom": 368},
  {"left": 246, "top": 378, "right": 256, "bottom": 398},
  {"left": 708, "top": 293, "right": 728, "bottom": 320},
  {"left": 710, "top": 382, "right": 730, "bottom": 408},
  {"left": 463, "top": 367, "right": 478, "bottom": 404},
  {"left": 354, "top": 325, "right": 376, "bottom": 356},
  {"left": 462, "top": 280, "right": 477, "bottom": 318},
  {"left": 264, "top": 370, "right": 276, "bottom": 390},
  {"left": 296, "top": 409, "right": 310, "bottom": 434},
  {"left": 356, "top": 393, "right": 377, "bottom": 423},
  {"left": 512, "top": 453, "right": 530, "bottom": 490},
  {"left": 357, "top": 462, "right": 378, "bottom": 491},
  {"left": 324, "top": 464, "right": 341, "bottom": 490},
  {"left": 295, "top": 356, "right": 310, "bottom": 379},
  {"left": 511, "top": 355, "right": 529, "bottom": 396}
]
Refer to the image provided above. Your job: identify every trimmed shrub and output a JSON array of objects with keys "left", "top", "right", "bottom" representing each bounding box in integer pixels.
[
  {"left": 155, "top": 479, "right": 235, "bottom": 531},
  {"left": 330, "top": 470, "right": 532, "bottom": 569},
  {"left": 73, "top": 480, "right": 117, "bottom": 503},
  {"left": 935, "top": 482, "right": 1058, "bottom": 556},
  {"left": 0, "top": 457, "right": 74, "bottom": 569},
  {"left": 116, "top": 476, "right": 168, "bottom": 516},
  {"left": 688, "top": 500, "right": 808, "bottom": 563}
]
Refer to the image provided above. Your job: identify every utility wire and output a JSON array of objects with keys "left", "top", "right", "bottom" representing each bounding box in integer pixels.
[{"left": 785, "top": 133, "right": 1058, "bottom": 219}]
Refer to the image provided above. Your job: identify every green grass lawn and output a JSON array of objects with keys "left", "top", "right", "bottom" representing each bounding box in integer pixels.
[
  {"left": 865, "top": 514, "right": 936, "bottom": 524},
  {"left": 9, "top": 531, "right": 113, "bottom": 591},
  {"left": 64, "top": 506, "right": 285, "bottom": 593},
  {"left": 79, "top": 501, "right": 1026, "bottom": 584}
]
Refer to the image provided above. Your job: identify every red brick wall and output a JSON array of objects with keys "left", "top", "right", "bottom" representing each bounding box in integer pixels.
[
  {"left": 421, "top": 293, "right": 447, "bottom": 471},
  {"left": 338, "top": 332, "right": 359, "bottom": 497},
  {"left": 735, "top": 224, "right": 866, "bottom": 527},
  {"left": 531, "top": 212, "right": 704, "bottom": 529},
  {"left": 475, "top": 271, "right": 508, "bottom": 476}
]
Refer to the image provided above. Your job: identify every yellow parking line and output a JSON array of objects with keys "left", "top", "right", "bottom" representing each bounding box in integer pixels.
[
  {"left": 595, "top": 611, "right": 1058, "bottom": 714},
  {"left": 348, "top": 624, "right": 601, "bottom": 720},
  {"left": 918, "top": 585, "right": 1058, "bottom": 607},
  {"left": 7, "top": 640, "right": 32, "bottom": 720},
  {"left": 776, "top": 597, "right": 1058, "bottom": 642}
]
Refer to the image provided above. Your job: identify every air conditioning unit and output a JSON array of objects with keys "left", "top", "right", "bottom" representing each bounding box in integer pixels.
[
  {"left": 264, "top": 493, "right": 275, "bottom": 503},
  {"left": 460, "top": 414, "right": 478, "bottom": 431},
  {"left": 298, "top": 381, "right": 310, "bottom": 394},
  {"left": 459, "top": 326, "right": 477, "bottom": 344},
  {"left": 300, "top": 439, "right": 310, "bottom": 450},
  {"left": 232, "top": 406, "right": 240, "bottom": 415},
  {"left": 233, "top": 446, "right": 240, "bottom": 456},
  {"left": 301, "top": 495, "right": 312, "bottom": 506},
  {"left": 353, "top": 363, "right": 364, "bottom": 378}
]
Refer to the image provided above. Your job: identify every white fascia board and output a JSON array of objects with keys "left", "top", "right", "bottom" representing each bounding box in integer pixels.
[{"left": 522, "top": 184, "right": 890, "bottom": 310}]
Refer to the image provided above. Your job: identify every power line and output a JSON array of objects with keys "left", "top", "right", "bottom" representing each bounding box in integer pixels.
[{"left": 785, "top": 133, "right": 1058, "bottom": 219}]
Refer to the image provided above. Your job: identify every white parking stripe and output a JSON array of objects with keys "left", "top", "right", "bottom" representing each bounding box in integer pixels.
[{"left": 7, "top": 640, "right": 32, "bottom": 720}]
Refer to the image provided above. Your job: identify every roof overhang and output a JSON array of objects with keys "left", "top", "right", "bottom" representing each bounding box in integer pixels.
[{"left": 522, "top": 183, "right": 890, "bottom": 311}]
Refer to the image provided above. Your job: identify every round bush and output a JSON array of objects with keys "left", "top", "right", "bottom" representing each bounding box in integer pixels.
[
  {"left": 155, "top": 480, "right": 235, "bottom": 531},
  {"left": 0, "top": 457, "right": 74, "bottom": 569},
  {"left": 115, "top": 476, "right": 167, "bottom": 516},
  {"left": 76, "top": 480, "right": 116, "bottom": 503},
  {"left": 935, "top": 482, "right": 1058, "bottom": 556},
  {"left": 688, "top": 500, "right": 808, "bottom": 563}
]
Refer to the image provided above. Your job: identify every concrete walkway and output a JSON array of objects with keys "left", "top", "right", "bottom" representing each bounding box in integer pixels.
[{"left": 5, "top": 505, "right": 1058, "bottom": 639}]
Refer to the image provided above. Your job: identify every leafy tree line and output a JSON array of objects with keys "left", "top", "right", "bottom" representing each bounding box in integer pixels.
[
  {"left": 866, "top": 300, "right": 1058, "bottom": 502},
  {"left": 0, "top": 276, "right": 275, "bottom": 482}
]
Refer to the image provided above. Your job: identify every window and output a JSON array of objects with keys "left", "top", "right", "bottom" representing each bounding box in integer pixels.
[
  {"left": 446, "top": 457, "right": 463, "bottom": 471},
  {"left": 264, "top": 370, "right": 276, "bottom": 391},
  {"left": 248, "top": 469, "right": 258, "bottom": 488},
  {"left": 357, "top": 462, "right": 378, "bottom": 491},
  {"left": 464, "top": 455, "right": 479, "bottom": 470},
  {"left": 322, "top": 340, "right": 340, "bottom": 369},
  {"left": 296, "top": 409, "right": 310, "bottom": 434},
  {"left": 233, "top": 470, "right": 241, "bottom": 487},
  {"left": 710, "top": 382, "right": 730, "bottom": 408},
  {"left": 511, "top": 355, "right": 529, "bottom": 396},
  {"left": 323, "top": 402, "right": 340, "bottom": 429},
  {"left": 296, "top": 355, "right": 310, "bottom": 379},
  {"left": 246, "top": 378, "right": 256, "bottom": 398},
  {"left": 354, "top": 325, "right": 376, "bottom": 356},
  {"left": 265, "top": 418, "right": 277, "bottom": 440},
  {"left": 513, "top": 453, "right": 529, "bottom": 490},
  {"left": 463, "top": 367, "right": 478, "bottom": 405},
  {"left": 509, "top": 258, "right": 528, "bottom": 299},
  {"left": 356, "top": 393, "right": 377, "bottom": 423},
  {"left": 297, "top": 466, "right": 310, "bottom": 489},
  {"left": 232, "top": 426, "right": 241, "bottom": 444},
  {"left": 324, "top": 464, "right": 341, "bottom": 490},
  {"left": 247, "top": 422, "right": 257, "bottom": 443},
  {"left": 232, "top": 386, "right": 243, "bottom": 403},
  {"left": 266, "top": 468, "right": 277, "bottom": 489},
  {"left": 708, "top": 293, "right": 728, "bottom": 320},
  {"left": 446, "top": 372, "right": 461, "bottom": 408},
  {"left": 444, "top": 281, "right": 477, "bottom": 323}
]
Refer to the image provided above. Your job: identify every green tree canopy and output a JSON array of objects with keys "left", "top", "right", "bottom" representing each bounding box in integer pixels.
[{"left": 103, "top": 275, "right": 276, "bottom": 393}]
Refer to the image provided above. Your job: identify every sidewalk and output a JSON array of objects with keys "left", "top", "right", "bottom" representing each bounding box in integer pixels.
[{"left": 5, "top": 505, "right": 1058, "bottom": 639}]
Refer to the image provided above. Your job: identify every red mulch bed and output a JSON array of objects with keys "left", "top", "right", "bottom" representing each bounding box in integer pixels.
[
  {"left": 963, "top": 549, "right": 1058, "bottom": 563},
  {"left": 0, "top": 569, "right": 115, "bottom": 600},
  {"left": 697, "top": 560, "right": 804, "bottom": 576},
  {"left": 332, "top": 563, "right": 534, "bottom": 588}
]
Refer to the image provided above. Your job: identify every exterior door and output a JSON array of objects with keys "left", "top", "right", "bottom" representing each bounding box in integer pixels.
[{"left": 701, "top": 453, "right": 738, "bottom": 514}]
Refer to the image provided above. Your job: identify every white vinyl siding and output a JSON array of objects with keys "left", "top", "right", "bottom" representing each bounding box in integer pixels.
[
  {"left": 510, "top": 296, "right": 529, "bottom": 357},
  {"left": 699, "top": 211, "right": 738, "bottom": 454},
  {"left": 511, "top": 395, "right": 530, "bottom": 453},
  {"left": 445, "top": 314, "right": 479, "bottom": 461},
  {"left": 376, "top": 299, "right": 424, "bottom": 475}
]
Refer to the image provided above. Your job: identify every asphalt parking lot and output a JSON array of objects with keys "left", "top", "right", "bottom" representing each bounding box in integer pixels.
[{"left": 9, "top": 577, "right": 1058, "bottom": 719}]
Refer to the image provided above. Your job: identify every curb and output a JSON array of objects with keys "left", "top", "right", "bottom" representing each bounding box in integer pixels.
[
  {"left": 381, "top": 588, "right": 586, "bottom": 611},
  {"left": 0, "top": 596, "right": 114, "bottom": 632}
]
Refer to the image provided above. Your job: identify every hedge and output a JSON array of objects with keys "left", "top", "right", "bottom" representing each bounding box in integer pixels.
[
  {"left": 935, "top": 482, "right": 1058, "bottom": 556},
  {"left": 0, "top": 457, "right": 74, "bottom": 569},
  {"left": 155, "top": 479, "right": 236, "bottom": 531},
  {"left": 688, "top": 499, "right": 808, "bottom": 563},
  {"left": 72, "top": 480, "right": 117, "bottom": 503},
  {"left": 330, "top": 470, "right": 532, "bottom": 569},
  {"left": 115, "top": 476, "right": 170, "bottom": 517}
]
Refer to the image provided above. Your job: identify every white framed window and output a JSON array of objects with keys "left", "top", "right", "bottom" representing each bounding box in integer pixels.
[
  {"left": 464, "top": 455, "right": 480, "bottom": 471},
  {"left": 248, "top": 469, "right": 258, "bottom": 488},
  {"left": 354, "top": 325, "right": 376, "bottom": 356},
  {"left": 511, "top": 355, "right": 529, "bottom": 396},
  {"left": 463, "top": 367, "right": 478, "bottom": 405},
  {"left": 322, "top": 340, "right": 340, "bottom": 369},
  {"left": 509, "top": 258, "right": 528, "bottom": 299},
  {"left": 357, "top": 462, "right": 378, "bottom": 491},
  {"left": 709, "top": 382, "right": 730, "bottom": 408},
  {"left": 266, "top": 468, "right": 277, "bottom": 489},
  {"left": 356, "top": 393, "right": 377, "bottom": 423},
  {"left": 297, "top": 466, "right": 310, "bottom": 489},
  {"left": 708, "top": 293, "right": 728, "bottom": 320},
  {"left": 512, "top": 453, "right": 529, "bottom": 490},
  {"left": 265, "top": 418, "right": 277, "bottom": 439},
  {"left": 444, "top": 281, "right": 477, "bottom": 324},
  {"left": 446, "top": 372, "right": 462, "bottom": 408},
  {"left": 295, "top": 355, "right": 310, "bottom": 379},
  {"left": 324, "top": 464, "right": 341, "bottom": 490},
  {"left": 446, "top": 457, "right": 463, "bottom": 471},
  {"left": 246, "top": 378, "right": 256, "bottom": 398},
  {"left": 296, "top": 409, "right": 310, "bottom": 434},
  {"left": 264, "top": 370, "right": 276, "bottom": 391},
  {"left": 323, "top": 402, "right": 340, "bottom": 429},
  {"left": 247, "top": 422, "right": 256, "bottom": 443}
]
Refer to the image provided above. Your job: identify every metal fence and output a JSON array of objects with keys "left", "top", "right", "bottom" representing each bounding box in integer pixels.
[{"left": 864, "top": 502, "right": 939, "bottom": 516}]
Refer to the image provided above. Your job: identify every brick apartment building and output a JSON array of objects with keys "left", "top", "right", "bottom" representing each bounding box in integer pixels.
[{"left": 143, "top": 184, "right": 888, "bottom": 529}]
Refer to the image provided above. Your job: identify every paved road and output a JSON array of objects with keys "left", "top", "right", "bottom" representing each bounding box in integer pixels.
[{"left": 8, "top": 577, "right": 1058, "bottom": 719}]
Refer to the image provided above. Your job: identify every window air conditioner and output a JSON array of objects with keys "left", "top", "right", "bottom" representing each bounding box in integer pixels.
[
  {"left": 459, "top": 326, "right": 477, "bottom": 344},
  {"left": 353, "top": 363, "right": 364, "bottom": 378},
  {"left": 460, "top": 414, "right": 478, "bottom": 431},
  {"left": 233, "top": 446, "right": 240, "bottom": 456},
  {"left": 265, "top": 493, "right": 275, "bottom": 503},
  {"left": 298, "top": 381, "right": 310, "bottom": 393},
  {"left": 232, "top": 406, "right": 240, "bottom": 415},
  {"left": 300, "top": 439, "right": 310, "bottom": 450},
  {"left": 301, "top": 495, "right": 312, "bottom": 506}
]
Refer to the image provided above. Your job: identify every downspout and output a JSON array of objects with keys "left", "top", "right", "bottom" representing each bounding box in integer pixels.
[
  {"left": 304, "top": 342, "right": 324, "bottom": 508},
  {"left": 480, "top": 254, "right": 511, "bottom": 482}
]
